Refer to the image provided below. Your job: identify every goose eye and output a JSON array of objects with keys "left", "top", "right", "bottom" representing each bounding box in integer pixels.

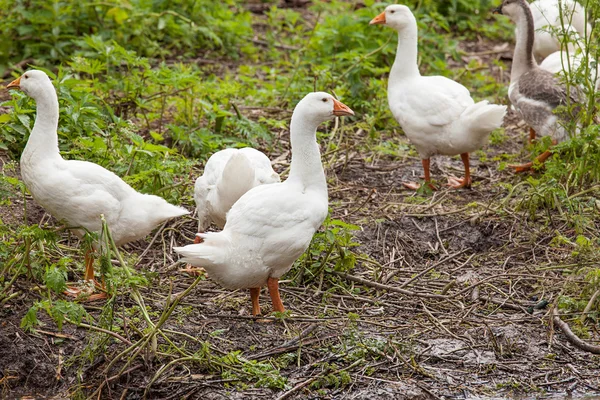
[
  {"left": 24, "top": 75, "right": 29, "bottom": 79},
  {"left": 321, "top": 98, "right": 328, "bottom": 103},
  {"left": 390, "top": 10, "right": 395, "bottom": 13}
]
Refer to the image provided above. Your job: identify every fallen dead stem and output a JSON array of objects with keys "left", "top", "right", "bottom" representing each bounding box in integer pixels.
[
  {"left": 333, "top": 271, "right": 447, "bottom": 300},
  {"left": 398, "top": 249, "right": 467, "bottom": 289},
  {"left": 552, "top": 308, "right": 600, "bottom": 355},
  {"left": 90, "top": 365, "right": 144, "bottom": 399},
  {"left": 65, "top": 318, "right": 132, "bottom": 346},
  {"left": 275, "top": 359, "right": 363, "bottom": 400}
]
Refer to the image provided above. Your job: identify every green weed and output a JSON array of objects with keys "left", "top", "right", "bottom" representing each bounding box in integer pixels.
[{"left": 292, "top": 215, "right": 361, "bottom": 286}]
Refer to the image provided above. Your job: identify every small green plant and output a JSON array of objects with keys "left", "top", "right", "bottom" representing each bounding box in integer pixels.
[
  {"left": 219, "top": 351, "right": 288, "bottom": 390},
  {"left": 0, "top": 0, "right": 251, "bottom": 72},
  {"left": 291, "top": 215, "right": 361, "bottom": 286},
  {"left": 21, "top": 299, "right": 89, "bottom": 332}
]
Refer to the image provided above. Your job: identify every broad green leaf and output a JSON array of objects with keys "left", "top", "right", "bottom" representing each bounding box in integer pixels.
[{"left": 44, "top": 265, "right": 67, "bottom": 294}]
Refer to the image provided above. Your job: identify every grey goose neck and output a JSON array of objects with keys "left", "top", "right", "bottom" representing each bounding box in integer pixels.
[{"left": 511, "top": 0, "right": 538, "bottom": 84}]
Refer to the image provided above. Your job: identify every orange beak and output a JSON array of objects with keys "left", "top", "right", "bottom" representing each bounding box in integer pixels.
[
  {"left": 332, "top": 99, "right": 354, "bottom": 117},
  {"left": 6, "top": 76, "right": 21, "bottom": 89},
  {"left": 370, "top": 12, "right": 386, "bottom": 25}
]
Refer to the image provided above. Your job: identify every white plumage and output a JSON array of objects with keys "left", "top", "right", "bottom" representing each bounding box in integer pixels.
[
  {"left": 388, "top": 76, "right": 506, "bottom": 159},
  {"left": 370, "top": 5, "right": 506, "bottom": 189},
  {"left": 528, "top": 0, "right": 590, "bottom": 60},
  {"left": 174, "top": 92, "right": 354, "bottom": 315},
  {"left": 7, "top": 70, "right": 188, "bottom": 288},
  {"left": 539, "top": 50, "right": 582, "bottom": 74},
  {"left": 539, "top": 50, "right": 600, "bottom": 91},
  {"left": 194, "top": 147, "right": 280, "bottom": 231}
]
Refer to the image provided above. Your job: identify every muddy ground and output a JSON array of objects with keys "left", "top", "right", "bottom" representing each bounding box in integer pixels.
[{"left": 1, "top": 8, "right": 600, "bottom": 400}]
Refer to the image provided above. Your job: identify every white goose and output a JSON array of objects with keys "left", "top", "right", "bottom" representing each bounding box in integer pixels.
[
  {"left": 195, "top": 147, "right": 280, "bottom": 232},
  {"left": 539, "top": 48, "right": 581, "bottom": 75},
  {"left": 528, "top": 0, "right": 590, "bottom": 61},
  {"left": 174, "top": 92, "right": 354, "bottom": 315},
  {"left": 495, "top": 0, "right": 582, "bottom": 172},
  {"left": 370, "top": 5, "right": 507, "bottom": 189},
  {"left": 7, "top": 70, "right": 189, "bottom": 298},
  {"left": 538, "top": 43, "right": 600, "bottom": 92}
]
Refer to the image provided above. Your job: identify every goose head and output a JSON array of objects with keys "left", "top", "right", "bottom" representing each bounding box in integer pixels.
[
  {"left": 493, "top": 0, "right": 527, "bottom": 22},
  {"left": 295, "top": 92, "right": 354, "bottom": 125},
  {"left": 7, "top": 70, "right": 53, "bottom": 99},
  {"left": 370, "top": 4, "right": 416, "bottom": 31}
]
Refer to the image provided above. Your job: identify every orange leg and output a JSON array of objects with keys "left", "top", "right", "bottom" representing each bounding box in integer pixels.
[
  {"left": 512, "top": 139, "right": 557, "bottom": 173},
  {"left": 447, "top": 153, "right": 472, "bottom": 189},
  {"left": 267, "top": 277, "right": 285, "bottom": 313},
  {"left": 194, "top": 235, "right": 203, "bottom": 244},
  {"left": 250, "top": 287, "right": 261, "bottom": 316},
  {"left": 512, "top": 150, "right": 553, "bottom": 173},
  {"left": 83, "top": 250, "right": 95, "bottom": 281},
  {"left": 528, "top": 127, "right": 536, "bottom": 144},
  {"left": 403, "top": 158, "right": 437, "bottom": 190},
  {"left": 64, "top": 250, "right": 107, "bottom": 301}
]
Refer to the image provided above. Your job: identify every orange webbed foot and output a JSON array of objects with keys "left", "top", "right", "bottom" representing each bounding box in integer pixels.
[
  {"left": 447, "top": 176, "right": 472, "bottom": 189},
  {"left": 179, "top": 265, "right": 207, "bottom": 277},
  {"left": 64, "top": 280, "right": 107, "bottom": 301},
  {"left": 402, "top": 181, "right": 437, "bottom": 191},
  {"left": 402, "top": 181, "right": 420, "bottom": 190}
]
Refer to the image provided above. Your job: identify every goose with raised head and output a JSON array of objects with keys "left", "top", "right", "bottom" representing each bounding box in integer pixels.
[
  {"left": 7, "top": 70, "right": 189, "bottom": 299},
  {"left": 174, "top": 92, "right": 354, "bottom": 316},
  {"left": 494, "top": 0, "right": 582, "bottom": 172},
  {"left": 528, "top": 0, "right": 590, "bottom": 61},
  {"left": 195, "top": 147, "right": 280, "bottom": 233},
  {"left": 370, "top": 5, "right": 506, "bottom": 189}
]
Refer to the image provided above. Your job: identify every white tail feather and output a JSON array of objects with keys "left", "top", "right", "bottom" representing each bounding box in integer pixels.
[
  {"left": 134, "top": 193, "right": 188, "bottom": 226},
  {"left": 216, "top": 153, "right": 256, "bottom": 205},
  {"left": 462, "top": 101, "right": 507, "bottom": 139},
  {"left": 173, "top": 232, "right": 229, "bottom": 268},
  {"left": 159, "top": 202, "right": 190, "bottom": 220}
]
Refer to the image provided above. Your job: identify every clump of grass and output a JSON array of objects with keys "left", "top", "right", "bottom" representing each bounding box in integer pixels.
[
  {"left": 291, "top": 215, "right": 362, "bottom": 287},
  {"left": 0, "top": 0, "right": 251, "bottom": 71}
]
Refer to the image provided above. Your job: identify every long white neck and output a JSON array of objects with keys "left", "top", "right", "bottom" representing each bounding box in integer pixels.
[
  {"left": 511, "top": 3, "right": 537, "bottom": 84},
  {"left": 22, "top": 84, "right": 61, "bottom": 161},
  {"left": 389, "top": 22, "right": 421, "bottom": 84},
  {"left": 287, "top": 113, "right": 327, "bottom": 194}
]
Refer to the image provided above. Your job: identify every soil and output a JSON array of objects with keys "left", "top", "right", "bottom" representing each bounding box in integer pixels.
[{"left": 1, "top": 6, "right": 600, "bottom": 400}]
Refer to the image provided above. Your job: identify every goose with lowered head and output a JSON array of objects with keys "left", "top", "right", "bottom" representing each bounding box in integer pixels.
[
  {"left": 195, "top": 147, "right": 280, "bottom": 233},
  {"left": 174, "top": 92, "right": 354, "bottom": 316},
  {"left": 370, "top": 5, "right": 506, "bottom": 189},
  {"left": 7, "top": 70, "right": 189, "bottom": 299},
  {"left": 494, "top": 0, "right": 582, "bottom": 172}
]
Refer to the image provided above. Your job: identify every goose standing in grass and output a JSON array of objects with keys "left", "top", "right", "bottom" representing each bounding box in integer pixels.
[
  {"left": 370, "top": 5, "right": 506, "bottom": 190},
  {"left": 7, "top": 70, "right": 189, "bottom": 299},
  {"left": 174, "top": 92, "right": 354, "bottom": 316},
  {"left": 494, "top": 0, "right": 582, "bottom": 172},
  {"left": 528, "top": 0, "right": 590, "bottom": 61},
  {"left": 195, "top": 147, "right": 280, "bottom": 233}
]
